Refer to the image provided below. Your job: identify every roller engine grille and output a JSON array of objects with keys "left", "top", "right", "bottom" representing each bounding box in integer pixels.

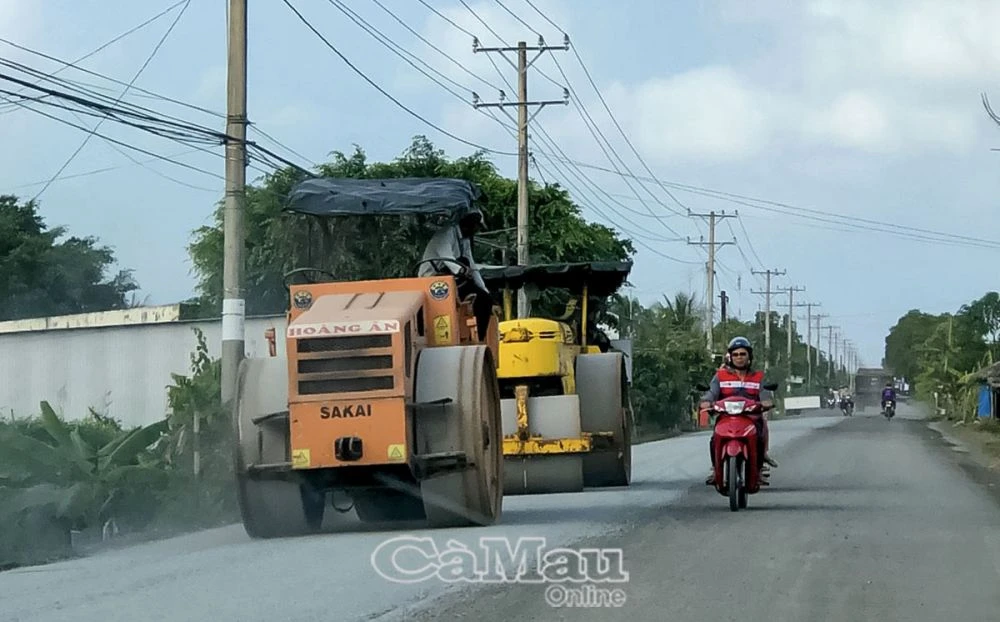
[{"left": 296, "top": 334, "right": 395, "bottom": 395}]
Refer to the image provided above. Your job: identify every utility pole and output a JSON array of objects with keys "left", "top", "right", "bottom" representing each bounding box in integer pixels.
[
  {"left": 473, "top": 36, "right": 569, "bottom": 318},
  {"left": 793, "top": 302, "right": 820, "bottom": 389},
  {"left": 827, "top": 325, "right": 835, "bottom": 379},
  {"left": 846, "top": 343, "right": 856, "bottom": 390},
  {"left": 719, "top": 289, "right": 729, "bottom": 348},
  {"left": 814, "top": 313, "right": 828, "bottom": 374},
  {"left": 750, "top": 268, "right": 786, "bottom": 369},
  {"left": 687, "top": 210, "right": 735, "bottom": 354},
  {"left": 774, "top": 286, "right": 805, "bottom": 367},
  {"left": 833, "top": 331, "right": 840, "bottom": 380},
  {"left": 774, "top": 285, "right": 805, "bottom": 392},
  {"left": 221, "top": 0, "right": 248, "bottom": 405}
]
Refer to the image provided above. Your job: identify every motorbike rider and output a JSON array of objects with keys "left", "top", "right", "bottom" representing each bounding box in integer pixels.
[
  {"left": 700, "top": 336, "right": 778, "bottom": 485},
  {"left": 838, "top": 386, "right": 853, "bottom": 413},
  {"left": 838, "top": 385, "right": 851, "bottom": 403},
  {"left": 881, "top": 382, "right": 897, "bottom": 411}
]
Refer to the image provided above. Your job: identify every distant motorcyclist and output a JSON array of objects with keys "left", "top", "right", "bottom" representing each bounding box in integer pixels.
[
  {"left": 700, "top": 336, "right": 778, "bottom": 485},
  {"left": 838, "top": 386, "right": 854, "bottom": 414},
  {"left": 881, "top": 382, "right": 897, "bottom": 411}
]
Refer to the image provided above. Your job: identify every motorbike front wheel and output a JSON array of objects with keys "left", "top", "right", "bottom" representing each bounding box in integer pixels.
[{"left": 728, "top": 454, "right": 741, "bottom": 512}]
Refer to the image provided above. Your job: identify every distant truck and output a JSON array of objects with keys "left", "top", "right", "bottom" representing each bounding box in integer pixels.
[{"left": 855, "top": 367, "right": 894, "bottom": 411}]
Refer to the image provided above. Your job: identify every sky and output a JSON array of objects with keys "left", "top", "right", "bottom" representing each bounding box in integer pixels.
[{"left": 1, "top": 0, "right": 999, "bottom": 368}]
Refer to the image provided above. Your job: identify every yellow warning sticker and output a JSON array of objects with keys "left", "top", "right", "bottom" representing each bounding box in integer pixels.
[
  {"left": 433, "top": 314, "right": 451, "bottom": 344},
  {"left": 387, "top": 444, "right": 406, "bottom": 462},
  {"left": 291, "top": 448, "right": 311, "bottom": 469}
]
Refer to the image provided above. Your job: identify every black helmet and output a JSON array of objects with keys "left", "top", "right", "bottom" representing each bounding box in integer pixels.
[
  {"left": 727, "top": 336, "right": 753, "bottom": 354},
  {"left": 726, "top": 336, "right": 753, "bottom": 365}
]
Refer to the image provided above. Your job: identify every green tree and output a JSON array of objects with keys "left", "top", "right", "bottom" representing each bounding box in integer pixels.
[
  {"left": 884, "top": 310, "right": 943, "bottom": 381},
  {"left": 957, "top": 291, "right": 1000, "bottom": 361},
  {"left": 626, "top": 292, "right": 715, "bottom": 432},
  {"left": 884, "top": 295, "right": 1000, "bottom": 416},
  {"left": 187, "top": 136, "right": 635, "bottom": 316},
  {"left": 0, "top": 195, "right": 139, "bottom": 320}
]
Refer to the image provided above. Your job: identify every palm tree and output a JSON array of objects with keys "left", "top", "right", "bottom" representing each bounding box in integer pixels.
[{"left": 660, "top": 292, "right": 701, "bottom": 331}]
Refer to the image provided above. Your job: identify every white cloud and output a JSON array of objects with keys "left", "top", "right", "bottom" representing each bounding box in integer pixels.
[
  {"left": 427, "top": 0, "right": 996, "bottom": 167},
  {"left": 804, "top": 0, "right": 1000, "bottom": 85},
  {"left": 803, "top": 91, "right": 892, "bottom": 152},
  {"left": 605, "top": 66, "right": 775, "bottom": 164}
]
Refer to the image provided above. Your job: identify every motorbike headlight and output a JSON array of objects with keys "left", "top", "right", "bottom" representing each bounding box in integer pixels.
[{"left": 723, "top": 401, "right": 746, "bottom": 414}]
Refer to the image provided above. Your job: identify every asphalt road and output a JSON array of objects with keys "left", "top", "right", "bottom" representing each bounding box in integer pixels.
[
  {"left": 414, "top": 402, "right": 1000, "bottom": 621},
  {"left": 4, "top": 404, "right": 1000, "bottom": 621}
]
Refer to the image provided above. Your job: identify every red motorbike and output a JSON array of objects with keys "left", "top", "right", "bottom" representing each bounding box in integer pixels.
[{"left": 697, "top": 383, "right": 778, "bottom": 512}]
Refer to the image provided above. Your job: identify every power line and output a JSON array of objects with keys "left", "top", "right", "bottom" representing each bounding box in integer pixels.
[
  {"left": 281, "top": 0, "right": 517, "bottom": 157},
  {"left": 0, "top": 70, "right": 225, "bottom": 144},
  {"left": 325, "top": 0, "right": 515, "bottom": 138},
  {"left": 515, "top": 1, "right": 691, "bottom": 215},
  {"left": 522, "top": 0, "right": 563, "bottom": 32},
  {"left": 442, "top": 3, "right": 700, "bottom": 265},
  {"left": 368, "top": 0, "right": 504, "bottom": 93},
  {"left": 475, "top": 87, "right": 685, "bottom": 254},
  {"left": 549, "top": 56, "right": 688, "bottom": 231},
  {"left": 0, "top": 34, "right": 315, "bottom": 171},
  {"left": 447, "top": 5, "right": 691, "bottom": 246},
  {"left": 464, "top": 4, "right": 697, "bottom": 248},
  {"left": 550, "top": 157, "right": 1000, "bottom": 250},
  {"left": 0, "top": 36, "right": 220, "bottom": 121},
  {"left": 0, "top": 0, "right": 189, "bottom": 115},
  {"left": 734, "top": 212, "right": 767, "bottom": 269},
  {"left": 486, "top": 102, "right": 697, "bottom": 263},
  {"left": 31, "top": 0, "right": 192, "bottom": 200},
  {"left": 328, "top": 0, "right": 472, "bottom": 100},
  {"left": 459, "top": 0, "right": 561, "bottom": 89},
  {"left": 5, "top": 147, "right": 212, "bottom": 191},
  {"left": 0, "top": 57, "right": 223, "bottom": 142},
  {"left": 494, "top": 0, "right": 543, "bottom": 39},
  {"left": 0, "top": 93, "right": 224, "bottom": 182},
  {"left": 0, "top": 69, "right": 308, "bottom": 180}
]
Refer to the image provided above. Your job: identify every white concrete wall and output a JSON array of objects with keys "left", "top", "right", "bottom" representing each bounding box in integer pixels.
[{"left": 0, "top": 315, "right": 286, "bottom": 428}]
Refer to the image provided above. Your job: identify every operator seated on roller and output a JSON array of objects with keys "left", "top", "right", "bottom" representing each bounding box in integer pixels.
[
  {"left": 418, "top": 211, "right": 494, "bottom": 341},
  {"left": 562, "top": 296, "right": 612, "bottom": 352}
]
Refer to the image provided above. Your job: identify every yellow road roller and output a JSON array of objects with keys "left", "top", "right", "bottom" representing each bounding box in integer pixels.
[{"left": 479, "top": 261, "right": 635, "bottom": 495}]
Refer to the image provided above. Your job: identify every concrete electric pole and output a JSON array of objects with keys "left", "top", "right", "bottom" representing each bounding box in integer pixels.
[
  {"left": 793, "top": 302, "right": 820, "bottom": 389},
  {"left": 719, "top": 289, "right": 730, "bottom": 347},
  {"left": 221, "top": 0, "right": 247, "bottom": 405},
  {"left": 830, "top": 327, "right": 839, "bottom": 380},
  {"left": 750, "top": 268, "right": 786, "bottom": 370},
  {"left": 827, "top": 325, "right": 836, "bottom": 380},
  {"left": 814, "top": 313, "right": 828, "bottom": 373},
  {"left": 775, "top": 285, "right": 805, "bottom": 367},
  {"left": 774, "top": 285, "right": 805, "bottom": 392},
  {"left": 473, "top": 36, "right": 568, "bottom": 318},
  {"left": 687, "top": 210, "right": 735, "bottom": 354}
]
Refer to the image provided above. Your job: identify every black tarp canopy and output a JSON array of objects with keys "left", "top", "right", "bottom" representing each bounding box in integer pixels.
[
  {"left": 284, "top": 177, "right": 484, "bottom": 222},
  {"left": 480, "top": 261, "right": 633, "bottom": 298}
]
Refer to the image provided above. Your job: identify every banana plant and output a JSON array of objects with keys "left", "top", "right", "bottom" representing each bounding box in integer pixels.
[{"left": 0, "top": 401, "right": 169, "bottom": 531}]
